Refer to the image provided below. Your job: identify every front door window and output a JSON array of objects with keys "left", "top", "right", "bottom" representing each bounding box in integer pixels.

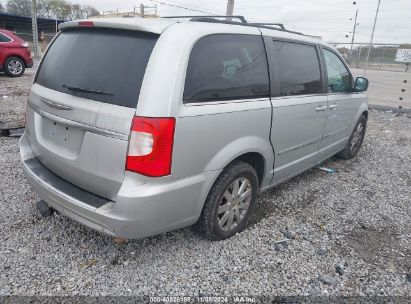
[{"left": 324, "top": 49, "right": 352, "bottom": 93}]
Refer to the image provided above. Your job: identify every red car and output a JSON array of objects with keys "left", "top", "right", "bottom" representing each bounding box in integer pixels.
[{"left": 0, "top": 29, "right": 33, "bottom": 77}]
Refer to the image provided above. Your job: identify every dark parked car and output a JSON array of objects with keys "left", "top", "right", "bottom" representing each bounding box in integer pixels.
[{"left": 0, "top": 29, "right": 33, "bottom": 77}]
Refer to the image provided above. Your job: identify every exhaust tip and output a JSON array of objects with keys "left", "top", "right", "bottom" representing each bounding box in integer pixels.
[{"left": 36, "top": 200, "right": 54, "bottom": 218}]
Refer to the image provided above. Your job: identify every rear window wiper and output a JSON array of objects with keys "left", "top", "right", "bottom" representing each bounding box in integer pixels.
[{"left": 62, "top": 84, "right": 114, "bottom": 96}]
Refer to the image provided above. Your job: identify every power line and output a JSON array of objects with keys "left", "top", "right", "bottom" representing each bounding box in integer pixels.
[
  {"left": 161, "top": 0, "right": 223, "bottom": 14},
  {"left": 146, "top": 0, "right": 410, "bottom": 42},
  {"left": 236, "top": 6, "right": 410, "bottom": 12},
  {"left": 270, "top": 16, "right": 411, "bottom": 21},
  {"left": 149, "top": 0, "right": 217, "bottom": 15},
  {"left": 234, "top": 0, "right": 409, "bottom": 9}
]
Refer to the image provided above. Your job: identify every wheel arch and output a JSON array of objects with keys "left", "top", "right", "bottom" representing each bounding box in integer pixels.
[
  {"left": 350, "top": 103, "right": 369, "bottom": 132},
  {"left": 194, "top": 152, "right": 265, "bottom": 240},
  {"left": 4, "top": 54, "right": 25, "bottom": 66},
  {"left": 194, "top": 144, "right": 274, "bottom": 221},
  {"left": 228, "top": 152, "right": 266, "bottom": 187},
  {"left": 203, "top": 136, "right": 274, "bottom": 190}
]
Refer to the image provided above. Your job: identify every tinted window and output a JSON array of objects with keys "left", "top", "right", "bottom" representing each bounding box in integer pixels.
[
  {"left": 184, "top": 34, "right": 269, "bottom": 103},
  {"left": 36, "top": 28, "right": 158, "bottom": 108},
  {"left": 323, "top": 49, "right": 352, "bottom": 93},
  {"left": 273, "top": 41, "right": 322, "bottom": 96},
  {"left": 0, "top": 33, "right": 12, "bottom": 42}
]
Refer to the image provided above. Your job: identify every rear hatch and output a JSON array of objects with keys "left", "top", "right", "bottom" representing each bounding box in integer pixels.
[{"left": 25, "top": 27, "right": 158, "bottom": 200}]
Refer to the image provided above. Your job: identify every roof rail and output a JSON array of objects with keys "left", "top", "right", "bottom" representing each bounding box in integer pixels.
[
  {"left": 164, "top": 15, "right": 247, "bottom": 23},
  {"left": 163, "top": 15, "right": 304, "bottom": 36},
  {"left": 248, "top": 23, "right": 286, "bottom": 30},
  {"left": 249, "top": 23, "right": 304, "bottom": 35}
]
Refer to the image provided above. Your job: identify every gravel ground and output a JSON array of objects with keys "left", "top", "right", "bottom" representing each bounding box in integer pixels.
[
  {"left": 0, "top": 67, "right": 36, "bottom": 129},
  {"left": 1, "top": 70, "right": 410, "bottom": 298}
]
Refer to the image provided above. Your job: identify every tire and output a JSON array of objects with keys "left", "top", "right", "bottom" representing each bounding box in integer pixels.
[
  {"left": 5, "top": 56, "right": 25, "bottom": 77},
  {"left": 195, "top": 161, "right": 258, "bottom": 241},
  {"left": 337, "top": 114, "right": 367, "bottom": 159}
]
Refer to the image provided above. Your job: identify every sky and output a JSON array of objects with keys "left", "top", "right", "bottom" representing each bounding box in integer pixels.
[{"left": 1, "top": 0, "right": 410, "bottom": 44}]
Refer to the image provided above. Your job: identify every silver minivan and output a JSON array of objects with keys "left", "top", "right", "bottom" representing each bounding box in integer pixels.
[{"left": 20, "top": 17, "right": 369, "bottom": 241}]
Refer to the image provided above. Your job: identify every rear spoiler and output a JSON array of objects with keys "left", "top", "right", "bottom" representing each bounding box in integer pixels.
[{"left": 59, "top": 18, "right": 176, "bottom": 35}]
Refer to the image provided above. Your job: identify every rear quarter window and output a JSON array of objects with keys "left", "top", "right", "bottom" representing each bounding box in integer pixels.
[
  {"left": 183, "top": 34, "right": 270, "bottom": 103},
  {"left": 0, "top": 33, "right": 13, "bottom": 42},
  {"left": 36, "top": 28, "right": 158, "bottom": 108}
]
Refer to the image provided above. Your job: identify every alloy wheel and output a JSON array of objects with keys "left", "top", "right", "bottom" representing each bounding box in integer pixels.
[
  {"left": 7, "top": 60, "right": 23, "bottom": 75},
  {"left": 217, "top": 177, "right": 252, "bottom": 232},
  {"left": 350, "top": 121, "right": 364, "bottom": 154}
]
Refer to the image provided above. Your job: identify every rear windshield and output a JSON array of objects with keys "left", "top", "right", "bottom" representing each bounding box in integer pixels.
[{"left": 36, "top": 28, "right": 158, "bottom": 108}]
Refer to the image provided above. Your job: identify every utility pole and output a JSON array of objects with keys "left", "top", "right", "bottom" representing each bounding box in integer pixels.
[
  {"left": 350, "top": 9, "right": 358, "bottom": 53},
  {"left": 226, "top": 0, "right": 235, "bottom": 20},
  {"left": 364, "top": 0, "right": 382, "bottom": 74},
  {"left": 140, "top": 4, "right": 144, "bottom": 18},
  {"left": 31, "top": 0, "right": 40, "bottom": 59}
]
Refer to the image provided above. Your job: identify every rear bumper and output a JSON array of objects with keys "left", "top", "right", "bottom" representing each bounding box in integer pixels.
[{"left": 20, "top": 134, "right": 218, "bottom": 239}]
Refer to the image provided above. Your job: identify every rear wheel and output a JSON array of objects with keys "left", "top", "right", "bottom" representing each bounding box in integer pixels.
[
  {"left": 5, "top": 57, "right": 25, "bottom": 77},
  {"left": 196, "top": 161, "right": 258, "bottom": 241},
  {"left": 337, "top": 114, "right": 367, "bottom": 159}
]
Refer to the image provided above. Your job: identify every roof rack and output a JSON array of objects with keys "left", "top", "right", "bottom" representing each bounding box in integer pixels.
[
  {"left": 248, "top": 23, "right": 286, "bottom": 30},
  {"left": 247, "top": 22, "right": 303, "bottom": 35},
  {"left": 163, "top": 15, "right": 304, "bottom": 36},
  {"left": 164, "top": 15, "right": 247, "bottom": 23}
]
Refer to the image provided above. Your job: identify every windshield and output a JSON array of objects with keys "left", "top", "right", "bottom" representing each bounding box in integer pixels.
[{"left": 36, "top": 28, "right": 158, "bottom": 108}]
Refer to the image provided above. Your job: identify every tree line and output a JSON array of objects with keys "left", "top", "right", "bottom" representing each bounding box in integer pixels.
[{"left": 4, "top": 0, "right": 100, "bottom": 20}]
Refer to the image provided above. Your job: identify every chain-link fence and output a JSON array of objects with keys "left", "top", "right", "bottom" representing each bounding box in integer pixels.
[
  {"left": 0, "top": 13, "right": 61, "bottom": 54},
  {"left": 332, "top": 42, "right": 410, "bottom": 110},
  {"left": 18, "top": 32, "right": 56, "bottom": 54},
  {"left": 333, "top": 43, "right": 410, "bottom": 72}
]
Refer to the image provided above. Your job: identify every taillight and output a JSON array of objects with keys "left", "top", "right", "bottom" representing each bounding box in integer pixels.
[
  {"left": 126, "top": 116, "right": 176, "bottom": 177},
  {"left": 21, "top": 42, "right": 29, "bottom": 48}
]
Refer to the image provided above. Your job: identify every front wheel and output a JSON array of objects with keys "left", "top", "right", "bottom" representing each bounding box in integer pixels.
[
  {"left": 195, "top": 161, "right": 258, "bottom": 241},
  {"left": 5, "top": 57, "right": 25, "bottom": 77},
  {"left": 337, "top": 114, "right": 367, "bottom": 159}
]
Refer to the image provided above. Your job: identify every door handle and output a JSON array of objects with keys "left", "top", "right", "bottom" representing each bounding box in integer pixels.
[
  {"left": 316, "top": 105, "right": 327, "bottom": 111},
  {"left": 329, "top": 104, "right": 338, "bottom": 110}
]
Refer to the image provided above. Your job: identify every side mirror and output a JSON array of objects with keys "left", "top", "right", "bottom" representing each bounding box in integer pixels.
[{"left": 354, "top": 77, "right": 369, "bottom": 92}]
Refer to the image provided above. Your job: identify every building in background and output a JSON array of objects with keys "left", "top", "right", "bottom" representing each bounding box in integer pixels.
[
  {"left": 0, "top": 12, "right": 64, "bottom": 47},
  {"left": 97, "top": 4, "right": 158, "bottom": 19},
  {"left": 96, "top": 11, "right": 140, "bottom": 18}
]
